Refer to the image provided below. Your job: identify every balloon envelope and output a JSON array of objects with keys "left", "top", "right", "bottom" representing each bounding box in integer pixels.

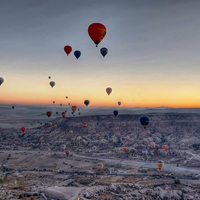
[
  {"left": 65, "top": 150, "right": 70, "bottom": 156},
  {"left": 0, "top": 77, "right": 4, "bottom": 86},
  {"left": 48, "top": 76, "right": 51, "bottom": 79},
  {"left": 88, "top": 23, "right": 107, "bottom": 47},
  {"left": 100, "top": 47, "right": 108, "bottom": 57},
  {"left": 62, "top": 112, "right": 66, "bottom": 118},
  {"left": 50, "top": 81, "right": 55, "bottom": 88},
  {"left": 142, "top": 149, "right": 148, "bottom": 154},
  {"left": 113, "top": 110, "right": 118, "bottom": 116},
  {"left": 12, "top": 106, "right": 14, "bottom": 109},
  {"left": 71, "top": 106, "right": 77, "bottom": 113},
  {"left": 83, "top": 123, "right": 87, "bottom": 127},
  {"left": 64, "top": 45, "right": 72, "bottom": 55},
  {"left": 125, "top": 135, "right": 129, "bottom": 141},
  {"left": 140, "top": 116, "right": 150, "bottom": 129},
  {"left": 84, "top": 100, "right": 90, "bottom": 106},
  {"left": 118, "top": 101, "right": 121, "bottom": 106},
  {"left": 123, "top": 147, "right": 128, "bottom": 152},
  {"left": 106, "top": 87, "right": 112, "bottom": 95},
  {"left": 162, "top": 145, "right": 169, "bottom": 151},
  {"left": 151, "top": 142, "right": 156, "bottom": 147},
  {"left": 74, "top": 50, "right": 81, "bottom": 59},
  {"left": 156, "top": 160, "right": 164, "bottom": 170},
  {"left": 21, "top": 127, "right": 26, "bottom": 132},
  {"left": 46, "top": 111, "right": 52, "bottom": 118},
  {"left": 97, "top": 163, "right": 104, "bottom": 170}
]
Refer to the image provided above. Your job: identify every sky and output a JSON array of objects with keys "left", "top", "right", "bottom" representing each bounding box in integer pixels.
[{"left": 1, "top": 0, "right": 200, "bottom": 108}]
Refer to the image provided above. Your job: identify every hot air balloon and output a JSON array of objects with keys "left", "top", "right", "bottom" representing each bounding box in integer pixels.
[
  {"left": 78, "top": 112, "right": 81, "bottom": 115},
  {"left": 88, "top": 23, "right": 107, "bottom": 47},
  {"left": 100, "top": 47, "right": 108, "bottom": 57},
  {"left": 151, "top": 142, "right": 156, "bottom": 147},
  {"left": 61, "top": 144, "right": 66, "bottom": 150},
  {"left": 118, "top": 101, "right": 121, "bottom": 106},
  {"left": 140, "top": 116, "right": 150, "bottom": 129},
  {"left": 97, "top": 163, "right": 104, "bottom": 170},
  {"left": 62, "top": 112, "right": 66, "bottom": 118},
  {"left": 21, "top": 127, "right": 26, "bottom": 133},
  {"left": 71, "top": 106, "right": 77, "bottom": 113},
  {"left": 68, "top": 103, "right": 70, "bottom": 105},
  {"left": 64, "top": 45, "right": 72, "bottom": 55},
  {"left": 83, "top": 123, "right": 87, "bottom": 127},
  {"left": 65, "top": 150, "right": 70, "bottom": 156},
  {"left": 12, "top": 106, "right": 14, "bottom": 109},
  {"left": 113, "top": 140, "right": 117, "bottom": 143},
  {"left": 113, "top": 110, "right": 118, "bottom": 116},
  {"left": 84, "top": 100, "right": 90, "bottom": 106},
  {"left": 125, "top": 135, "right": 129, "bottom": 141},
  {"left": 66, "top": 96, "right": 68, "bottom": 99},
  {"left": 106, "top": 87, "right": 112, "bottom": 95},
  {"left": 60, "top": 104, "right": 62, "bottom": 106},
  {"left": 156, "top": 160, "right": 164, "bottom": 171},
  {"left": 49, "top": 122, "right": 52, "bottom": 126},
  {"left": 162, "top": 145, "right": 169, "bottom": 151},
  {"left": 123, "top": 147, "right": 128, "bottom": 152},
  {"left": 56, "top": 112, "right": 58, "bottom": 115},
  {"left": 53, "top": 101, "right": 55, "bottom": 104},
  {"left": 65, "top": 110, "right": 67, "bottom": 112},
  {"left": 74, "top": 50, "right": 81, "bottom": 59},
  {"left": 142, "top": 149, "right": 148, "bottom": 154},
  {"left": 46, "top": 111, "right": 52, "bottom": 118},
  {"left": 0, "top": 77, "right": 4, "bottom": 86},
  {"left": 122, "top": 123, "right": 126, "bottom": 127},
  {"left": 50, "top": 81, "right": 55, "bottom": 88},
  {"left": 54, "top": 124, "right": 57, "bottom": 128},
  {"left": 48, "top": 76, "right": 51, "bottom": 79},
  {"left": 69, "top": 130, "right": 73, "bottom": 134}
]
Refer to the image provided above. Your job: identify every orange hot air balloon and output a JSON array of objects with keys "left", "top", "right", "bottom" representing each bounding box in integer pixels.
[
  {"left": 151, "top": 142, "right": 156, "bottom": 147},
  {"left": 62, "top": 112, "right": 66, "bottom": 118},
  {"left": 71, "top": 106, "right": 77, "bottom": 113},
  {"left": 21, "top": 127, "right": 26, "bottom": 133},
  {"left": 88, "top": 23, "right": 107, "bottom": 47},
  {"left": 123, "top": 147, "right": 128, "bottom": 152},
  {"left": 83, "top": 123, "right": 87, "bottom": 127},
  {"left": 106, "top": 87, "right": 112, "bottom": 95},
  {"left": 46, "top": 111, "right": 52, "bottom": 118},
  {"left": 162, "top": 145, "right": 169, "bottom": 151},
  {"left": 64, "top": 46, "right": 72, "bottom": 55}
]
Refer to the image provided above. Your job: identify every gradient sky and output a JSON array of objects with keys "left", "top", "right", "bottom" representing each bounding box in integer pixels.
[{"left": 1, "top": 0, "right": 200, "bottom": 108}]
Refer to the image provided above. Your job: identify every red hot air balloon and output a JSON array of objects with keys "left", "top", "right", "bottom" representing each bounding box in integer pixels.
[
  {"left": 106, "top": 87, "right": 112, "bottom": 95},
  {"left": 21, "top": 127, "right": 26, "bottom": 133},
  {"left": 65, "top": 150, "right": 70, "bottom": 156},
  {"left": 151, "top": 142, "right": 156, "bottom": 147},
  {"left": 71, "top": 106, "right": 77, "bottom": 113},
  {"left": 88, "top": 23, "right": 107, "bottom": 47},
  {"left": 46, "top": 111, "right": 52, "bottom": 118},
  {"left": 62, "top": 112, "right": 66, "bottom": 118},
  {"left": 64, "top": 46, "right": 72, "bottom": 55},
  {"left": 83, "top": 123, "right": 87, "bottom": 127}
]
